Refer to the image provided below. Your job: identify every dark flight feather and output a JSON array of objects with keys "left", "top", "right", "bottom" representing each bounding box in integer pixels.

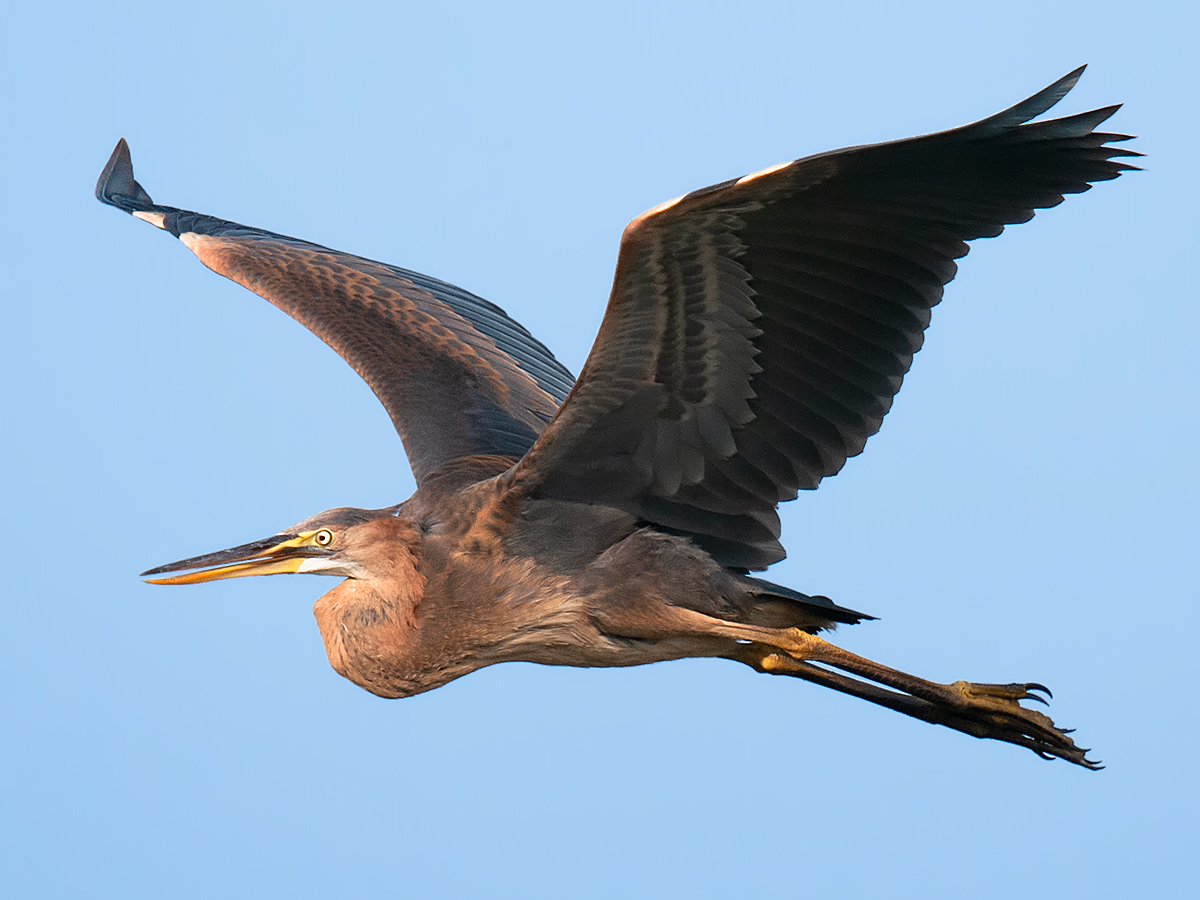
[{"left": 514, "top": 67, "right": 1139, "bottom": 569}]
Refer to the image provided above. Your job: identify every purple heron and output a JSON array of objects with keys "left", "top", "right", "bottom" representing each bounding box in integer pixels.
[{"left": 97, "top": 68, "right": 1136, "bottom": 768}]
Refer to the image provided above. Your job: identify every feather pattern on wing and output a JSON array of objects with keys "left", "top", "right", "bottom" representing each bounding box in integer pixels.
[
  {"left": 514, "top": 67, "right": 1139, "bottom": 569},
  {"left": 95, "top": 140, "right": 574, "bottom": 483}
]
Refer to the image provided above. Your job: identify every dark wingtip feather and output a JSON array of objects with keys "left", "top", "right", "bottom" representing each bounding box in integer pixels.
[
  {"left": 95, "top": 138, "right": 155, "bottom": 212},
  {"left": 1035, "top": 104, "right": 1123, "bottom": 138},
  {"left": 972, "top": 66, "right": 1088, "bottom": 136}
]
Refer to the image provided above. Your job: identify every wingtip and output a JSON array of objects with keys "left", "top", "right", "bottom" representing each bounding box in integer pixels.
[
  {"left": 971, "top": 65, "right": 1095, "bottom": 136},
  {"left": 1048, "top": 64, "right": 1088, "bottom": 99},
  {"left": 95, "top": 137, "right": 155, "bottom": 212}
]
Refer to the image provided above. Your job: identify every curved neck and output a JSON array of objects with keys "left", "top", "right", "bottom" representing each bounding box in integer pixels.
[{"left": 313, "top": 577, "right": 423, "bottom": 698}]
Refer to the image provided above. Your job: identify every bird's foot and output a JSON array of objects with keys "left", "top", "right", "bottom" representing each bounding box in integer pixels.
[{"left": 930, "top": 680, "right": 1101, "bottom": 769}]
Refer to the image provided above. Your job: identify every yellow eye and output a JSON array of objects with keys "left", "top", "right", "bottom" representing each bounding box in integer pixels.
[{"left": 314, "top": 529, "right": 334, "bottom": 547}]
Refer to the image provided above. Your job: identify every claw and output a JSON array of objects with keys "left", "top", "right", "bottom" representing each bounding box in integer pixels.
[{"left": 935, "top": 679, "right": 1098, "bottom": 768}]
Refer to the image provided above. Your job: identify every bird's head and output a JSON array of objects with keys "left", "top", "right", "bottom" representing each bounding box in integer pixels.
[
  {"left": 144, "top": 505, "right": 432, "bottom": 697},
  {"left": 141, "top": 506, "right": 417, "bottom": 586}
]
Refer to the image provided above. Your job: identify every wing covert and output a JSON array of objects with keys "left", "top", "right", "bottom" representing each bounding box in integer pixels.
[{"left": 96, "top": 140, "right": 574, "bottom": 483}]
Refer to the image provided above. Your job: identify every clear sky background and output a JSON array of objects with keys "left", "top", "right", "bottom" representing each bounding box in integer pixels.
[{"left": 3, "top": 2, "right": 1196, "bottom": 897}]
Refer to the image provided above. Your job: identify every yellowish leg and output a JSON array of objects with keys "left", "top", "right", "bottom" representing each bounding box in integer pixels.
[
  {"left": 738, "top": 633, "right": 1099, "bottom": 769},
  {"left": 653, "top": 609, "right": 1099, "bottom": 768}
]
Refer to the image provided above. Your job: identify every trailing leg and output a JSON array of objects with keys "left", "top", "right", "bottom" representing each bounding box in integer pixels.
[
  {"left": 732, "top": 636, "right": 1099, "bottom": 769},
  {"left": 593, "top": 600, "right": 1098, "bottom": 768}
]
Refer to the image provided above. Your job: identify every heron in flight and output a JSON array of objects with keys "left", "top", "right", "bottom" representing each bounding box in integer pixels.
[{"left": 97, "top": 68, "right": 1136, "bottom": 768}]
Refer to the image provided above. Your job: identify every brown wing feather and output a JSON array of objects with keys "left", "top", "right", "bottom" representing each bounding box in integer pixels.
[
  {"left": 515, "top": 68, "right": 1139, "bottom": 569},
  {"left": 96, "top": 140, "right": 574, "bottom": 484}
]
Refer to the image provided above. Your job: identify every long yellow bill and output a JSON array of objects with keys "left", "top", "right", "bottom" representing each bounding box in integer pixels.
[{"left": 141, "top": 532, "right": 328, "bottom": 585}]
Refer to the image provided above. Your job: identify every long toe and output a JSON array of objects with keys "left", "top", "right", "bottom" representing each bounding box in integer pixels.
[
  {"left": 949, "top": 680, "right": 1052, "bottom": 705},
  {"left": 941, "top": 680, "right": 1100, "bottom": 769}
]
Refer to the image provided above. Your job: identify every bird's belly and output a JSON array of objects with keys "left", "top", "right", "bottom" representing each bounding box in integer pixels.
[{"left": 482, "top": 596, "right": 725, "bottom": 671}]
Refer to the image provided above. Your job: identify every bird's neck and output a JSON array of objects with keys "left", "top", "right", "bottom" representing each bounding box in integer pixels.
[{"left": 312, "top": 563, "right": 426, "bottom": 699}]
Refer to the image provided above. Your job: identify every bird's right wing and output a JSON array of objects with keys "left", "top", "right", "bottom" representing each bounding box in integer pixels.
[
  {"left": 96, "top": 140, "right": 575, "bottom": 484},
  {"left": 512, "top": 68, "right": 1138, "bottom": 570}
]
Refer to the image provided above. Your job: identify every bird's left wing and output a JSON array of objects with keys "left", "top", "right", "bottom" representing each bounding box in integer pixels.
[{"left": 96, "top": 140, "right": 574, "bottom": 484}]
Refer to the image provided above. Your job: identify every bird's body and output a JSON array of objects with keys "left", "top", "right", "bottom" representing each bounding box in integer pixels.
[
  {"left": 182, "top": 457, "right": 865, "bottom": 699},
  {"left": 98, "top": 68, "right": 1138, "bottom": 767}
]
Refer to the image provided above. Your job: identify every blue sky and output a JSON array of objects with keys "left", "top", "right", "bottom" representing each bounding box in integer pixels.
[{"left": 3, "top": 2, "right": 1196, "bottom": 896}]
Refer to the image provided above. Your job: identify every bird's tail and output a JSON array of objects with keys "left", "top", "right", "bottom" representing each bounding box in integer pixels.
[{"left": 732, "top": 575, "right": 874, "bottom": 633}]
